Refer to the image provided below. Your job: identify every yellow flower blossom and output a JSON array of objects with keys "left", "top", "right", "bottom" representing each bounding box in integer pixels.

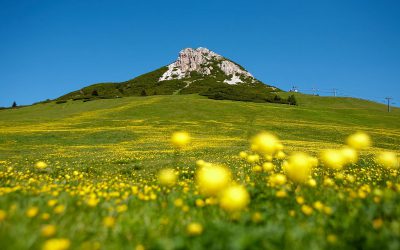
[
  {"left": 171, "top": 131, "right": 191, "bottom": 147},
  {"left": 41, "top": 225, "right": 57, "bottom": 237},
  {"left": 196, "top": 164, "right": 231, "bottom": 196},
  {"left": 251, "top": 132, "right": 280, "bottom": 155},
  {"left": 301, "top": 205, "right": 313, "bottom": 216},
  {"left": 285, "top": 153, "right": 313, "bottom": 183},
  {"left": 158, "top": 168, "right": 177, "bottom": 186},
  {"left": 103, "top": 216, "right": 116, "bottom": 228},
  {"left": 35, "top": 161, "right": 48, "bottom": 169},
  {"left": 186, "top": 222, "right": 203, "bottom": 236},
  {"left": 219, "top": 185, "right": 250, "bottom": 212},
  {"left": 376, "top": 151, "right": 399, "bottom": 169},
  {"left": 321, "top": 150, "right": 345, "bottom": 170},
  {"left": 26, "top": 207, "right": 39, "bottom": 218},
  {"left": 42, "top": 238, "right": 70, "bottom": 250},
  {"left": 346, "top": 132, "right": 371, "bottom": 150},
  {"left": 0, "top": 210, "right": 6, "bottom": 222}
]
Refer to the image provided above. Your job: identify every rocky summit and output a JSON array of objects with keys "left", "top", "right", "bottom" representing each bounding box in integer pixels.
[
  {"left": 159, "top": 47, "right": 254, "bottom": 85},
  {"left": 56, "top": 47, "right": 292, "bottom": 104}
]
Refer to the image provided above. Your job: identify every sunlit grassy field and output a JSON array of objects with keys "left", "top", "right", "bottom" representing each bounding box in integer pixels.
[{"left": 0, "top": 94, "right": 399, "bottom": 250}]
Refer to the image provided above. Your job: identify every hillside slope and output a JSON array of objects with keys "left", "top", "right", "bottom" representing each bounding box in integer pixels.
[
  {"left": 1, "top": 94, "right": 399, "bottom": 171},
  {"left": 56, "top": 48, "right": 289, "bottom": 104}
]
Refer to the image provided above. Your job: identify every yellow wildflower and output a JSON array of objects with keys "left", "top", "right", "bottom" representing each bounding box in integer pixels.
[
  {"left": 26, "top": 207, "right": 39, "bottom": 218},
  {"left": 186, "top": 222, "right": 203, "bottom": 236},
  {"left": 158, "top": 168, "right": 177, "bottom": 186},
  {"left": 346, "top": 132, "right": 371, "bottom": 150},
  {"left": 42, "top": 238, "right": 70, "bottom": 250},
  {"left": 376, "top": 151, "right": 399, "bottom": 169},
  {"left": 35, "top": 161, "right": 48, "bottom": 169},
  {"left": 196, "top": 164, "right": 231, "bottom": 196},
  {"left": 171, "top": 131, "right": 191, "bottom": 147},
  {"left": 219, "top": 185, "right": 250, "bottom": 212},
  {"left": 41, "top": 225, "right": 56, "bottom": 237}
]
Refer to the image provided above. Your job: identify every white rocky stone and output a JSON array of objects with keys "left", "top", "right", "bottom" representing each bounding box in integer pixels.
[{"left": 159, "top": 47, "right": 255, "bottom": 85}]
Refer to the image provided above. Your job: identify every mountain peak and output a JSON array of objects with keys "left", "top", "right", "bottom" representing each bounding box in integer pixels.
[
  {"left": 159, "top": 47, "right": 254, "bottom": 85},
  {"left": 57, "top": 47, "right": 282, "bottom": 104}
]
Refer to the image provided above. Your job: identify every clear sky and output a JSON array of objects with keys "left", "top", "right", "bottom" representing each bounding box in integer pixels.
[{"left": 1, "top": 0, "right": 399, "bottom": 107}]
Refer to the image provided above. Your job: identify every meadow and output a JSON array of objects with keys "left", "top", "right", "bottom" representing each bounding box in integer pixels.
[{"left": 0, "top": 94, "right": 399, "bottom": 250}]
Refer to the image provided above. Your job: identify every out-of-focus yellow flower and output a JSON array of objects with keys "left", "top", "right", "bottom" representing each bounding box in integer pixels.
[
  {"left": 269, "top": 174, "right": 287, "bottom": 187},
  {"left": 321, "top": 150, "right": 345, "bottom": 170},
  {"left": 296, "top": 196, "right": 305, "bottom": 205},
  {"left": 196, "top": 164, "right": 231, "bottom": 196},
  {"left": 346, "top": 132, "right": 371, "bottom": 150},
  {"left": 116, "top": 204, "right": 128, "bottom": 213},
  {"left": 43, "top": 238, "right": 70, "bottom": 250},
  {"left": 285, "top": 153, "right": 313, "bottom": 183},
  {"left": 262, "top": 162, "right": 274, "bottom": 172},
  {"left": 340, "top": 147, "right": 358, "bottom": 165},
  {"left": 275, "top": 151, "right": 286, "bottom": 160},
  {"left": 372, "top": 218, "right": 383, "bottom": 229},
  {"left": 86, "top": 197, "right": 99, "bottom": 207},
  {"left": 171, "top": 132, "right": 191, "bottom": 147},
  {"left": 376, "top": 151, "right": 399, "bottom": 169},
  {"left": 263, "top": 154, "right": 273, "bottom": 162},
  {"left": 195, "top": 198, "right": 205, "bottom": 207},
  {"left": 219, "top": 185, "right": 250, "bottom": 212},
  {"left": 0, "top": 210, "right": 6, "bottom": 222},
  {"left": 135, "top": 244, "right": 145, "bottom": 250},
  {"left": 47, "top": 199, "right": 58, "bottom": 207},
  {"left": 158, "top": 168, "right": 177, "bottom": 186},
  {"left": 35, "top": 161, "right": 48, "bottom": 169},
  {"left": 41, "top": 225, "right": 56, "bottom": 237},
  {"left": 103, "top": 216, "right": 116, "bottom": 228},
  {"left": 324, "top": 206, "right": 333, "bottom": 215},
  {"left": 313, "top": 201, "right": 324, "bottom": 211},
  {"left": 307, "top": 178, "right": 317, "bottom": 187},
  {"left": 186, "top": 222, "right": 203, "bottom": 236},
  {"left": 252, "top": 165, "right": 262, "bottom": 173},
  {"left": 247, "top": 154, "right": 260, "bottom": 163},
  {"left": 251, "top": 132, "right": 280, "bottom": 155},
  {"left": 301, "top": 205, "right": 313, "bottom": 216},
  {"left": 26, "top": 207, "right": 39, "bottom": 218},
  {"left": 54, "top": 205, "right": 65, "bottom": 214},
  {"left": 196, "top": 159, "right": 205, "bottom": 167},
  {"left": 327, "top": 234, "right": 337, "bottom": 244},
  {"left": 174, "top": 198, "right": 184, "bottom": 207},
  {"left": 239, "top": 151, "right": 248, "bottom": 159},
  {"left": 251, "top": 212, "right": 263, "bottom": 223},
  {"left": 41, "top": 213, "right": 51, "bottom": 220},
  {"left": 276, "top": 189, "right": 287, "bottom": 198}
]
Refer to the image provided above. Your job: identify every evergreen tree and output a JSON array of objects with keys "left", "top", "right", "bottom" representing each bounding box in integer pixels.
[
  {"left": 12, "top": 101, "right": 17, "bottom": 108},
  {"left": 141, "top": 90, "right": 147, "bottom": 96}
]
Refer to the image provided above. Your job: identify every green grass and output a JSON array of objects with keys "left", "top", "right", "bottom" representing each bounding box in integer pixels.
[{"left": 0, "top": 94, "right": 399, "bottom": 250}]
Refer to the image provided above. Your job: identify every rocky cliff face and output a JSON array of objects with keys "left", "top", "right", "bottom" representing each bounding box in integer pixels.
[{"left": 159, "top": 47, "right": 255, "bottom": 85}]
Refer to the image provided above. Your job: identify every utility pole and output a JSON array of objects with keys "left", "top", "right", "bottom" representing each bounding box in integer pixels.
[
  {"left": 312, "top": 87, "right": 318, "bottom": 96},
  {"left": 385, "top": 97, "right": 392, "bottom": 112},
  {"left": 332, "top": 88, "right": 338, "bottom": 97}
]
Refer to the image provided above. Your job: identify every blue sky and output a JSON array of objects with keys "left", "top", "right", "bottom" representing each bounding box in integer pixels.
[{"left": 1, "top": 0, "right": 399, "bottom": 107}]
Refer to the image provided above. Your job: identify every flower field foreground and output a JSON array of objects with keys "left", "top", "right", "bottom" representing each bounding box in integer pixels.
[{"left": 0, "top": 131, "right": 399, "bottom": 250}]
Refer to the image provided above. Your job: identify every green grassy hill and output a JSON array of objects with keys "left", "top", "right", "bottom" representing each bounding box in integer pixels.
[
  {"left": 0, "top": 94, "right": 399, "bottom": 250},
  {"left": 1, "top": 94, "right": 399, "bottom": 171},
  {"left": 54, "top": 47, "right": 289, "bottom": 104}
]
